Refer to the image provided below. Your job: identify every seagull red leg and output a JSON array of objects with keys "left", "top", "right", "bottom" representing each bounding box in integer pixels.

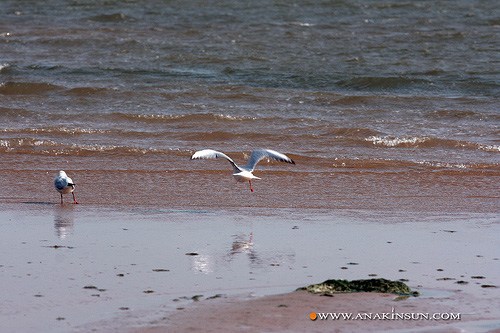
[
  {"left": 249, "top": 180, "right": 254, "bottom": 192},
  {"left": 60, "top": 193, "right": 63, "bottom": 205},
  {"left": 72, "top": 192, "right": 78, "bottom": 204}
]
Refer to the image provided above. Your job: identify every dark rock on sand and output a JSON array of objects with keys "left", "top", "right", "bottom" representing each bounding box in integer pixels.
[{"left": 298, "top": 278, "right": 419, "bottom": 296}]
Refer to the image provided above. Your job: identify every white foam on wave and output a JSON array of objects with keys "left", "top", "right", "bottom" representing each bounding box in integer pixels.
[
  {"left": 478, "top": 144, "right": 500, "bottom": 152},
  {"left": 365, "top": 135, "right": 429, "bottom": 147},
  {"left": 2, "top": 127, "right": 107, "bottom": 135},
  {"left": 0, "top": 138, "right": 58, "bottom": 148},
  {"left": 416, "top": 160, "right": 468, "bottom": 169}
]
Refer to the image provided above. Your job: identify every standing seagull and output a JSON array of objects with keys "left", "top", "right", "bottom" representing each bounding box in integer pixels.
[
  {"left": 191, "top": 149, "right": 295, "bottom": 192},
  {"left": 54, "top": 170, "right": 78, "bottom": 204}
]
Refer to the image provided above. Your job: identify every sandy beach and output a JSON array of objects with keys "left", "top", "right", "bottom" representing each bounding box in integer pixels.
[
  {"left": 1, "top": 1, "right": 499, "bottom": 332},
  {"left": 131, "top": 290, "right": 500, "bottom": 333},
  {"left": 1, "top": 203, "right": 498, "bottom": 333}
]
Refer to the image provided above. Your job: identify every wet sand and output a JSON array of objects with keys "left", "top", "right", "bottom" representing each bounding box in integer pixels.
[
  {"left": 132, "top": 290, "right": 500, "bottom": 333},
  {"left": 0, "top": 203, "right": 498, "bottom": 333}
]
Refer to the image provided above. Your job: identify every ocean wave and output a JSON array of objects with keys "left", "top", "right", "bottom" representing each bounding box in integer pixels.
[
  {"left": 432, "top": 109, "right": 500, "bottom": 122},
  {"left": 336, "top": 76, "right": 432, "bottom": 91},
  {"left": 178, "top": 127, "right": 380, "bottom": 142},
  {"left": 415, "top": 161, "right": 466, "bottom": 169},
  {"left": 65, "top": 144, "right": 162, "bottom": 156},
  {"left": 179, "top": 130, "right": 295, "bottom": 143},
  {"left": 0, "top": 137, "right": 174, "bottom": 157},
  {"left": 105, "top": 112, "right": 371, "bottom": 131},
  {"left": 301, "top": 156, "right": 499, "bottom": 173},
  {"left": 366, "top": 136, "right": 430, "bottom": 147},
  {"left": 453, "top": 78, "right": 500, "bottom": 98},
  {"left": 0, "top": 110, "right": 258, "bottom": 126},
  {"left": 1, "top": 138, "right": 497, "bottom": 174},
  {"left": 66, "top": 87, "right": 118, "bottom": 95},
  {"left": 108, "top": 112, "right": 258, "bottom": 123},
  {"left": 425, "top": 109, "right": 500, "bottom": 122},
  {"left": 87, "top": 13, "right": 136, "bottom": 23},
  {"left": 0, "top": 138, "right": 59, "bottom": 152},
  {"left": 0, "top": 63, "right": 10, "bottom": 72},
  {"left": 326, "top": 127, "right": 380, "bottom": 137},
  {"left": 331, "top": 158, "right": 499, "bottom": 173},
  {"left": 330, "top": 157, "right": 417, "bottom": 170},
  {"left": 0, "top": 107, "right": 33, "bottom": 119},
  {"left": 1, "top": 127, "right": 109, "bottom": 136},
  {"left": 365, "top": 135, "right": 500, "bottom": 152},
  {"left": 414, "top": 160, "right": 500, "bottom": 172},
  {"left": 478, "top": 144, "right": 500, "bottom": 152},
  {"left": 426, "top": 109, "right": 483, "bottom": 120},
  {"left": 0, "top": 81, "right": 63, "bottom": 95}
]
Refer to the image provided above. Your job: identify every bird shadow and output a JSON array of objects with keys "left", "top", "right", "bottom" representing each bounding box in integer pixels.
[{"left": 22, "top": 201, "right": 57, "bottom": 205}]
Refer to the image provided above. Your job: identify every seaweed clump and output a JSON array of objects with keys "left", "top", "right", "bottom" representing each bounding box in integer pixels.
[{"left": 298, "top": 278, "right": 419, "bottom": 296}]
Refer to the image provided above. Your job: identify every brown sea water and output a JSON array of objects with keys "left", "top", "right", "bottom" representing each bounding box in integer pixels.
[{"left": 0, "top": 0, "right": 498, "bottom": 214}]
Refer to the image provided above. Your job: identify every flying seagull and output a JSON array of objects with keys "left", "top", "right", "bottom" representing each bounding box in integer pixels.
[
  {"left": 191, "top": 149, "right": 295, "bottom": 192},
  {"left": 54, "top": 170, "right": 78, "bottom": 204}
]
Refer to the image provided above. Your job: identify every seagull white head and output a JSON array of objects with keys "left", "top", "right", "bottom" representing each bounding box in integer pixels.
[
  {"left": 191, "top": 148, "right": 295, "bottom": 192},
  {"left": 54, "top": 170, "right": 78, "bottom": 204}
]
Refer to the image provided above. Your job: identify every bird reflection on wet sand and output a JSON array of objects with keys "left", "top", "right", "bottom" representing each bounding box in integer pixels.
[
  {"left": 53, "top": 206, "right": 75, "bottom": 239},
  {"left": 227, "top": 232, "right": 261, "bottom": 267},
  {"left": 189, "top": 232, "right": 295, "bottom": 274},
  {"left": 230, "top": 232, "right": 254, "bottom": 255}
]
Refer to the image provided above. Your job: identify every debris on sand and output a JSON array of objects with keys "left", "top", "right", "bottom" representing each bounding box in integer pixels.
[{"left": 298, "top": 278, "right": 419, "bottom": 296}]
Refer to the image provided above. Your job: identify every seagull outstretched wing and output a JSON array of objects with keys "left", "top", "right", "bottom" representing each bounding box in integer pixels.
[
  {"left": 191, "top": 149, "right": 241, "bottom": 172},
  {"left": 245, "top": 149, "right": 295, "bottom": 172}
]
